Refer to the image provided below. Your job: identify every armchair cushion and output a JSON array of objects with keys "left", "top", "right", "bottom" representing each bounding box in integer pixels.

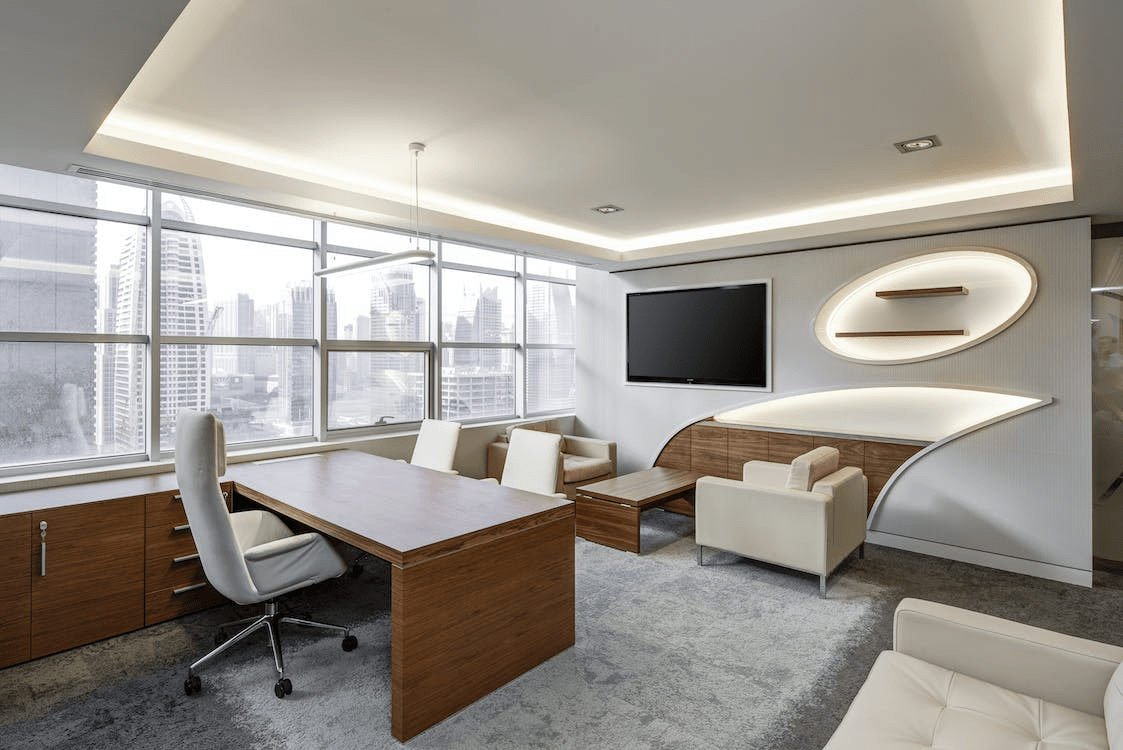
[
  {"left": 562, "top": 453, "right": 614, "bottom": 483},
  {"left": 785, "top": 446, "right": 839, "bottom": 491}
]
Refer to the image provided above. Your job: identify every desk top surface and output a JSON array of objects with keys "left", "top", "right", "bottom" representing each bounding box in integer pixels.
[{"left": 226, "top": 451, "right": 573, "bottom": 567}]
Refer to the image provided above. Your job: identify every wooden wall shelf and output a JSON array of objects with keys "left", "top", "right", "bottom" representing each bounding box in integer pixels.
[
  {"left": 836, "top": 329, "right": 966, "bottom": 338},
  {"left": 875, "top": 286, "right": 968, "bottom": 299}
]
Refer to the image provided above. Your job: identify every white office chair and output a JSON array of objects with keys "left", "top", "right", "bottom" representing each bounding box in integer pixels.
[
  {"left": 481, "top": 428, "right": 566, "bottom": 498},
  {"left": 407, "top": 418, "right": 462, "bottom": 473},
  {"left": 174, "top": 410, "right": 357, "bottom": 700}
]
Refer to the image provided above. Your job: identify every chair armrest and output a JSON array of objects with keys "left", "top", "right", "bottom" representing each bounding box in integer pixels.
[
  {"left": 479, "top": 476, "right": 499, "bottom": 485},
  {"left": 486, "top": 441, "right": 508, "bottom": 480},
  {"left": 563, "top": 435, "right": 616, "bottom": 466},
  {"left": 244, "top": 532, "right": 320, "bottom": 562},
  {"left": 894, "top": 598, "right": 1123, "bottom": 716},
  {"left": 742, "top": 460, "right": 791, "bottom": 487}
]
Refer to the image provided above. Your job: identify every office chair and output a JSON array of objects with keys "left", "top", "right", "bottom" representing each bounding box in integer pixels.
[
  {"left": 481, "top": 428, "right": 566, "bottom": 498},
  {"left": 174, "top": 410, "right": 357, "bottom": 699},
  {"left": 406, "top": 418, "right": 462, "bottom": 473}
]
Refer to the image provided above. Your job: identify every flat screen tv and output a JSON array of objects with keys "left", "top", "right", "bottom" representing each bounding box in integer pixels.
[{"left": 626, "top": 282, "right": 770, "bottom": 388}]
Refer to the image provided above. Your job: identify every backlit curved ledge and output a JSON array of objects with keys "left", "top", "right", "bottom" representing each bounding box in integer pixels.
[
  {"left": 814, "top": 247, "right": 1037, "bottom": 364},
  {"left": 713, "top": 386, "right": 1052, "bottom": 520}
]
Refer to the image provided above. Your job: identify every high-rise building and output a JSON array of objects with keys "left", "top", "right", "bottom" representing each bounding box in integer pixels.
[{"left": 113, "top": 197, "right": 209, "bottom": 451}]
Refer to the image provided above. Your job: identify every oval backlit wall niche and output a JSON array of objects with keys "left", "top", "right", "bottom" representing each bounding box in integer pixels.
[{"left": 814, "top": 247, "right": 1037, "bottom": 364}]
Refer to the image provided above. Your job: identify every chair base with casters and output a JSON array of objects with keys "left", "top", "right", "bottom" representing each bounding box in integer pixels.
[{"left": 183, "top": 600, "right": 357, "bottom": 699}]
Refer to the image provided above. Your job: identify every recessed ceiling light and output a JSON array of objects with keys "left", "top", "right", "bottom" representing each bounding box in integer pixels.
[
  {"left": 592, "top": 204, "right": 623, "bottom": 214},
  {"left": 894, "top": 135, "right": 942, "bottom": 154}
]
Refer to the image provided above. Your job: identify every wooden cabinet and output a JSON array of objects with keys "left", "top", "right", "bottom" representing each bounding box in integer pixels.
[
  {"left": 144, "top": 485, "right": 230, "bottom": 625},
  {"left": 30, "top": 496, "right": 145, "bottom": 659},
  {"left": 0, "top": 513, "right": 31, "bottom": 668},
  {"left": 657, "top": 421, "right": 927, "bottom": 513}
]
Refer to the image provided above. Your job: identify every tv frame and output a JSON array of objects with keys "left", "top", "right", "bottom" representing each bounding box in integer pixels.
[{"left": 624, "top": 280, "right": 772, "bottom": 391}]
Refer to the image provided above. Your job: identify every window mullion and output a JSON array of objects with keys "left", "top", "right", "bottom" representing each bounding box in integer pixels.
[{"left": 148, "top": 188, "right": 163, "bottom": 462}]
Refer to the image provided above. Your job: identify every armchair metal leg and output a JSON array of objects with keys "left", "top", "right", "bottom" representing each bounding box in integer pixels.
[
  {"left": 697, "top": 544, "right": 705, "bottom": 566},
  {"left": 819, "top": 574, "right": 827, "bottom": 597},
  {"left": 859, "top": 543, "right": 865, "bottom": 559}
]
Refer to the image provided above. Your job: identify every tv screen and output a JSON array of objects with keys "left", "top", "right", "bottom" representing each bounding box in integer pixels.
[{"left": 626, "top": 282, "right": 769, "bottom": 388}]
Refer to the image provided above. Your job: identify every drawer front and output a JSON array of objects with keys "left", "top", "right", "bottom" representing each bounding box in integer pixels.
[
  {"left": 145, "top": 583, "right": 227, "bottom": 626},
  {"left": 146, "top": 541, "right": 210, "bottom": 592},
  {"left": 145, "top": 483, "right": 232, "bottom": 529}
]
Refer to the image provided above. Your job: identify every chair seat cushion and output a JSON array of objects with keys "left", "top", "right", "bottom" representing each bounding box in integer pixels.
[
  {"left": 825, "top": 650, "right": 1108, "bottom": 750},
  {"left": 562, "top": 454, "right": 613, "bottom": 483}
]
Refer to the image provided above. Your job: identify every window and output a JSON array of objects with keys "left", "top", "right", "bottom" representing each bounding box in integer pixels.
[
  {"left": 525, "top": 271, "right": 576, "bottom": 414},
  {"left": 440, "top": 244, "right": 518, "bottom": 421},
  {"left": 324, "top": 224, "right": 433, "bottom": 430},
  {"left": 0, "top": 165, "right": 148, "bottom": 470},
  {"left": 0, "top": 163, "right": 577, "bottom": 476}
]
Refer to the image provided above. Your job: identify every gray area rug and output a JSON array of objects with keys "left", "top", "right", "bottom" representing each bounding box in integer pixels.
[{"left": 2, "top": 510, "right": 1121, "bottom": 749}]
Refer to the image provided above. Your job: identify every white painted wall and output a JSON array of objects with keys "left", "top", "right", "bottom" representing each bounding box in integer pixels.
[{"left": 577, "top": 218, "right": 1091, "bottom": 584}]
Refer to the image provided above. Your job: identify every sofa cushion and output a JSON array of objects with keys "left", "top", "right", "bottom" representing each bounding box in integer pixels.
[
  {"left": 1107, "top": 660, "right": 1123, "bottom": 749},
  {"left": 825, "top": 650, "right": 1108, "bottom": 750},
  {"left": 785, "top": 446, "right": 839, "bottom": 491},
  {"left": 562, "top": 454, "right": 613, "bottom": 484}
]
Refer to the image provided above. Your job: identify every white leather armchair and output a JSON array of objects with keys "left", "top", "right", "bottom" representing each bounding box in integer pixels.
[
  {"left": 175, "top": 410, "right": 357, "bottom": 700},
  {"left": 695, "top": 446, "right": 867, "bottom": 595}
]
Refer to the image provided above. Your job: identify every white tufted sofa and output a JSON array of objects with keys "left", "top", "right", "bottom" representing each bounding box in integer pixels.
[{"left": 824, "top": 598, "right": 1123, "bottom": 750}]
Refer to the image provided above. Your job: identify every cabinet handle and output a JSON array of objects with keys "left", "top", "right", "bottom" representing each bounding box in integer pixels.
[
  {"left": 173, "top": 552, "right": 200, "bottom": 564},
  {"left": 173, "top": 582, "right": 207, "bottom": 595},
  {"left": 173, "top": 494, "right": 182, "bottom": 502},
  {"left": 39, "top": 521, "right": 47, "bottom": 576},
  {"left": 173, "top": 524, "right": 191, "bottom": 532}
]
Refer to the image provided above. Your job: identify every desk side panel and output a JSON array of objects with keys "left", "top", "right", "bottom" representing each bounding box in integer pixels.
[{"left": 391, "top": 513, "right": 575, "bottom": 741}]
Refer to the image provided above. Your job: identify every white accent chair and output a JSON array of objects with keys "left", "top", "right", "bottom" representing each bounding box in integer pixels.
[
  {"left": 825, "top": 598, "right": 1123, "bottom": 750},
  {"left": 407, "top": 418, "right": 461, "bottom": 473},
  {"left": 174, "top": 410, "right": 357, "bottom": 700},
  {"left": 481, "top": 428, "right": 567, "bottom": 498},
  {"left": 695, "top": 446, "right": 867, "bottom": 595}
]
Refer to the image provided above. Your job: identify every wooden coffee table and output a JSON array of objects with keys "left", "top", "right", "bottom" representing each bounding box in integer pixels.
[{"left": 575, "top": 467, "right": 703, "bottom": 553}]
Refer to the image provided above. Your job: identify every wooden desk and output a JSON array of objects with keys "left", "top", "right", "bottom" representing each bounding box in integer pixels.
[
  {"left": 575, "top": 467, "right": 703, "bottom": 553},
  {"left": 225, "top": 451, "right": 575, "bottom": 742}
]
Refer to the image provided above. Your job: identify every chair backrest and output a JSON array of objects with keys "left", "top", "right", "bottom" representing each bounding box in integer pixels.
[
  {"left": 501, "top": 428, "right": 563, "bottom": 496},
  {"left": 410, "top": 418, "right": 461, "bottom": 472},
  {"left": 174, "top": 410, "right": 257, "bottom": 604}
]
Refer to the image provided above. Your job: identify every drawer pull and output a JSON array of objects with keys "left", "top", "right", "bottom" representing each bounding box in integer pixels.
[
  {"left": 173, "top": 582, "right": 208, "bottom": 595},
  {"left": 173, "top": 524, "right": 191, "bottom": 532},
  {"left": 173, "top": 552, "right": 200, "bottom": 564}
]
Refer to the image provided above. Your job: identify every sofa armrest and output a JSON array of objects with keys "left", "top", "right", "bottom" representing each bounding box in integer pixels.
[
  {"left": 563, "top": 434, "right": 616, "bottom": 468},
  {"left": 893, "top": 598, "right": 1123, "bottom": 716},
  {"left": 486, "top": 441, "right": 509, "bottom": 480}
]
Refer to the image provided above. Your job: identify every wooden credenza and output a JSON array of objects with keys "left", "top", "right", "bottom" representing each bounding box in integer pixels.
[
  {"left": 655, "top": 420, "right": 925, "bottom": 513},
  {"left": 0, "top": 476, "right": 232, "bottom": 669}
]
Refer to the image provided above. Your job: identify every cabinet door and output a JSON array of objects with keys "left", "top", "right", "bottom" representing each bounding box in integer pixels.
[
  {"left": 0, "top": 513, "right": 31, "bottom": 667},
  {"left": 31, "top": 496, "right": 145, "bottom": 659}
]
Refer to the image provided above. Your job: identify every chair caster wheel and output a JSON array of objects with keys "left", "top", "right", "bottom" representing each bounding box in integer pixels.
[
  {"left": 214, "top": 631, "right": 229, "bottom": 647},
  {"left": 349, "top": 563, "right": 364, "bottom": 578},
  {"left": 184, "top": 674, "right": 202, "bottom": 696},
  {"left": 342, "top": 634, "right": 358, "bottom": 652},
  {"left": 274, "top": 678, "right": 292, "bottom": 698}
]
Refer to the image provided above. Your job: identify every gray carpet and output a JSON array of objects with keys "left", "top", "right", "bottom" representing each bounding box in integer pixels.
[{"left": 2, "top": 511, "right": 1121, "bottom": 749}]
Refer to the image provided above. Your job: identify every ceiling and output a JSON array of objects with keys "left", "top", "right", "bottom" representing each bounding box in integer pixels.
[{"left": 2, "top": 1, "right": 1121, "bottom": 270}]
